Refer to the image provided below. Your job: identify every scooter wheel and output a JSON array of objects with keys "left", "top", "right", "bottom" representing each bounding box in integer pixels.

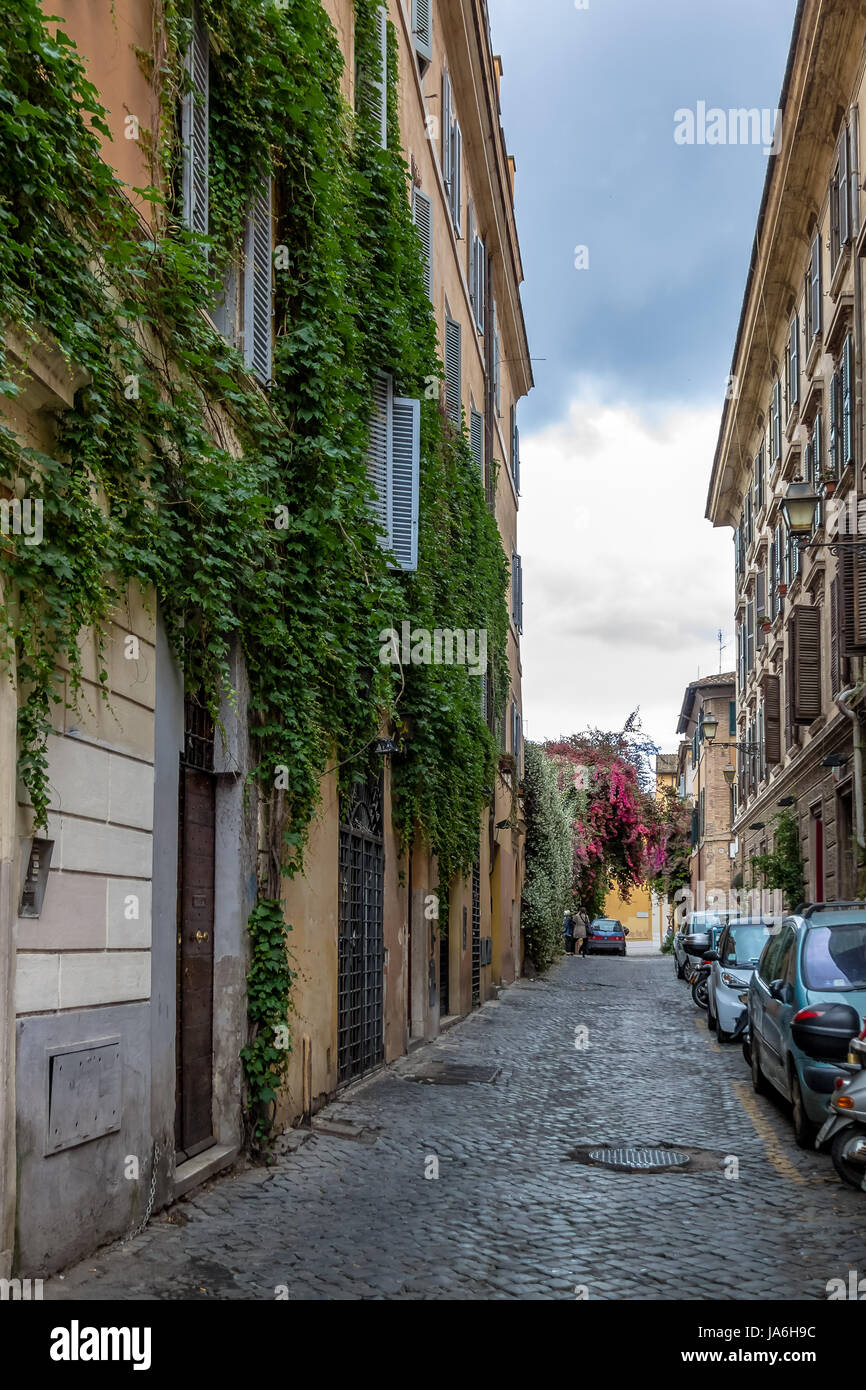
[
  {"left": 692, "top": 981, "right": 709, "bottom": 1010},
  {"left": 831, "top": 1128, "right": 866, "bottom": 1189}
]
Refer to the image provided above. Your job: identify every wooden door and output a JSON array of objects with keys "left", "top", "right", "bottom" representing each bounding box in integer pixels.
[{"left": 175, "top": 701, "right": 216, "bottom": 1159}]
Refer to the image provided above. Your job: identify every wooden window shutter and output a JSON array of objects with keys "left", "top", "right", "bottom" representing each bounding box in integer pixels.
[
  {"left": 792, "top": 604, "right": 822, "bottom": 724},
  {"left": 840, "top": 121, "right": 851, "bottom": 247},
  {"left": 830, "top": 576, "right": 841, "bottom": 696},
  {"left": 804, "top": 268, "right": 812, "bottom": 344},
  {"left": 850, "top": 546, "right": 866, "bottom": 650},
  {"left": 412, "top": 188, "right": 433, "bottom": 299},
  {"left": 470, "top": 407, "right": 484, "bottom": 478},
  {"left": 444, "top": 316, "right": 462, "bottom": 428},
  {"left": 441, "top": 70, "right": 452, "bottom": 189},
  {"left": 790, "top": 314, "right": 799, "bottom": 407},
  {"left": 810, "top": 233, "right": 822, "bottom": 341},
  {"left": 830, "top": 368, "right": 839, "bottom": 475},
  {"left": 243, "top": 179, "right": 273, "bottom": 385},
  {"left": 772, "top": 379, "right": 782, "bottom": 461},
  {"left": 843, "top": 334, "right": 854, "bottom": 469},
  {"left": 368, "top": 373, "right": 392, "bottom": 544},
  {"left": 412, "top": 0, "right": 433, "bottom": 65},
  {"left": 450, "top": 119, "right": 462, "bottom": 231},
  {"left": 762, "top": 675, "right": 781, "bottom": 764},
  {"left": 182, "top": 6, "right": 209, "bottom": 236},
  {"left": 492, "top": 300, "right": 500, "bottom": 415},
  {"left": 467, "top": 202, "right": 476, "bottom": 308},
  {"left": 373, "top": 6, "right": 388, "bottom": 149},
  {"left": 390, "top": 395, "right": 420, "bottom": 571}
]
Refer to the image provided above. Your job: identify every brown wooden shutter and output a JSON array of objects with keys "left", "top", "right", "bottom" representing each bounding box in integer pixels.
[
  {"left": 762, "top": 674, "right": 781, "bottom": 764},
  {"left": 851, "top": 547, "right": 866, "bottom": 650},
  {"left": 830, "top": 577, "right": 841, "bottom": 696},
  {"left": 792, "top": 604, "right": 822, "bottom": 723}
]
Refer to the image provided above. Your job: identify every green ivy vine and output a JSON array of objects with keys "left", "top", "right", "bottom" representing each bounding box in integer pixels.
[{"left": 0, "top": 0, "right": 510, "bottom": 1148}]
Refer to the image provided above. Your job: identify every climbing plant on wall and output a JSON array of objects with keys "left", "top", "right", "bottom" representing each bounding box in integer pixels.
[{"left": 0, "top": 0, "right": 510, "bottom": 1147}]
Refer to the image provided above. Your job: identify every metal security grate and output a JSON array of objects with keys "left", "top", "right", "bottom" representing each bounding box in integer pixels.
[
  {"left": 338, "top": 776, "right": 385, "bottom": 1084},
  {"left": 183, "top": 695, "right": 215, "bottom": 771},
  {"left": 588, "top": 1147, "right": 691, "bottom": 1172},
  {"left": 471, "top": 860, "right": 481, "bottom": 1007}
]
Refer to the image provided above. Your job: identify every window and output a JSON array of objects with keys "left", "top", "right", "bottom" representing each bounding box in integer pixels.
[
  {"left": 449, "top": 118, "right": 462, "bottom": 232},
  {"left": 412, "top": 188, "right": 433, "bottom": 299},
  {"left": 746, "top": 595, "right": 755, "bottom": 672},
  {"left": 771, "top": 378, "right": 782, "bottom": 464},
  {"left": 468, "top": 212, "right": 486, "bottom": 332},
  {"left": 470, "top": 407, "right": 484, "bottom": 479},
  {"left": 830, "top": 120, "right": 852, "bottom": 271},
  {"left": 441, "top": 69, "right": 452, "bottom": 192},
  {"left": 491, "top": 299, "right": 501, "bottom": 416},
  {"left": 729, "top": 700, "right": 736, "bottom": 737},
  {"left": 510, "top": 404, "right": 521, "bottom": 494},
  {"left": 805, "top": 232, "right": 822, "bottom": 348},
  {"left": 412, "top": 0, "right": 432, "bottom": 68},
  {"left": 212, "top": 178, "right": 273, "bottom": 385},
  {"left": 699, "top": 786, "right": 706, "bottom": 838},
  {"left": 367, "top": 374, "right": 420, "bottom": 571},
  {"left": 510, "top": 700, "right": 523, "bottom": 774},
  {"left": 371, "top": 6, "right": 388, "bottom": 149},
  {"left": 181, "top": 5, "right": 209, "bottom": 236},
  {"left": 753, "top": 445, "right": 764, "bottom": 514},
  {"left": 791, "top": 604, "right": 821, "bottom": 724},
  {"left": 511, "top": 552, "right": 523, "bottom": 633},
  {"left": 444, "top": 316, "right": 462, "bottom": 428},
  {"left": 788, "top": 314, "right": 799, "bottom": 411},
  {"left": 762, "top": 673, "right": 781, "bottom": 764},
  {"left": 829, "top": 335, "right": 854, "bottom": 478}
]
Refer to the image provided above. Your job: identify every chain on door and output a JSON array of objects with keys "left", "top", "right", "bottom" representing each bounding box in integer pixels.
[{"left": 338, "top": 774, "right": 385, "bottom": 1083}]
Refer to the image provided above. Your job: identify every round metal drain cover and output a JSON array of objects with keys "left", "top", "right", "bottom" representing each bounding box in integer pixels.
[{"left": 588, "top": 1146, "right": 691, "bottom": 1172}]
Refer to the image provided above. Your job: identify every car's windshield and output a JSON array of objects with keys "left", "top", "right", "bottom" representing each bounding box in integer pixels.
[
  {"left": 723, "top": 924, "right": 770, "bottom": 967},
  {"left": 803, "top": 923, "right": 866, "bottom": 992}
]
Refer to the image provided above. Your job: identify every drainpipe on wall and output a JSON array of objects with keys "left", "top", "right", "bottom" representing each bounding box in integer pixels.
[{"left": 837, "top": 685, "right": 866, "bottom": 895}]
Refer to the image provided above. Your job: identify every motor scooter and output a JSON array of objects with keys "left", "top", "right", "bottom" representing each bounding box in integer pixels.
[
  {"left": 816, "top": 1023, "right": 866, "bottom": 1191},
  {"left": 689, "top": 959, "right": 711, "bottom": 1010}
]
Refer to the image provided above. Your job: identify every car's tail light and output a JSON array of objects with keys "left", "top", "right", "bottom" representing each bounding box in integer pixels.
[{"left": 833, "top": 1075, "right": 847, "bottom": 1090}]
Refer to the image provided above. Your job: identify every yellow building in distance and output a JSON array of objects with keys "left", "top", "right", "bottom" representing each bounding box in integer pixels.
[{"left": 601, "top": 753, "right": 680, "bottom": 944}]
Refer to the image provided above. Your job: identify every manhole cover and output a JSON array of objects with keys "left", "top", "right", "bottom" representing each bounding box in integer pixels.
[
  {"left": 406, "top": 1063, "right": 501, "bottom": 1086},
  {"left": 587, "top": 1147, "right": 691, "bottom": 1172}
]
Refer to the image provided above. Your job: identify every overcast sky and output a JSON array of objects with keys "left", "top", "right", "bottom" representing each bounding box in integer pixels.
[{"left": 489, "top": 0, "right": 796, "bottom": 752}]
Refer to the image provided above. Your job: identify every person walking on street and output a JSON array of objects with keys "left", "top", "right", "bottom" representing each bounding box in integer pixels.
[{"left": 573, "top": 910, "right": 588, "bottom": 958}]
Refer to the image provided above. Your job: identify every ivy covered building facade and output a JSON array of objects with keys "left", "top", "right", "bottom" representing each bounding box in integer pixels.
[
  {"left": 707, "top": 0, "right": 866, "bottom": 912},
  {"left": 0, "top": 0, "right": 530, "bottom": 1276}
]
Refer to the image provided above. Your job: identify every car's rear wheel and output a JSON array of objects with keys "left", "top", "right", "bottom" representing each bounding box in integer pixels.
[
  {"left": 751, "top": 1035, "right": 768, "bottom": 1095},
  {"left": 790, "top": 1069, "right": 817, "bottom": 1150},
  {"left": 831, "top": 1127, "right": 866, "bottom": 1188}
]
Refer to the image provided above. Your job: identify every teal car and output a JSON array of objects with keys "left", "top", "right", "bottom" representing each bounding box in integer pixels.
[{"left": 748, "top": 905, "right": 866, "bottom": 1147}]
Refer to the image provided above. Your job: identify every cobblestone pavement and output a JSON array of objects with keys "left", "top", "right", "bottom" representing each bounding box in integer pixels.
[{"left": 48, "top": 953, "right": 866, "bottom": 1300}]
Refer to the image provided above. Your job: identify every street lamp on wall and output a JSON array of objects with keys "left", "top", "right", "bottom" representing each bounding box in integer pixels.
[
  {"left": 701, "top": 711, "right": 719, "bottom": 744},
  {"left": 781, "top": 477, "right": 818, "bottom": 537},
  {"left": 723, "top": 766, "right": 736, "bottom": 786}
]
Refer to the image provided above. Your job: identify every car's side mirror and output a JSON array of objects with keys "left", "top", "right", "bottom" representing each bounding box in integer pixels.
[{"left": 769, "top": 979, "right": 790, "bottom": 1003}]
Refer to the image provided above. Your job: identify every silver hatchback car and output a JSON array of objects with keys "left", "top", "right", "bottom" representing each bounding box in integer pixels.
[{"left": 707, "top": 919, "right": 773, "bottom": 1042}]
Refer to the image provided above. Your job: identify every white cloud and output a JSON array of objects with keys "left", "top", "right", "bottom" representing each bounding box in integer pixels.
[{"left": 519, "top": 393, "right": 732, "bottom": 753}]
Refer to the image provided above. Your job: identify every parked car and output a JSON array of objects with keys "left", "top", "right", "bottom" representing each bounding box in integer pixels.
[
  {"left": 674, "top": 911, "right": 725, "bottom": 979},
  {"left": 749, "top": 904, "right": 866, "bottom": 1147},
  {"left": 586, "top": 918, "right": 629, "bottom": 956},
  {"left": 707, "top": 919, "right": 773, "bottom": 1042}
]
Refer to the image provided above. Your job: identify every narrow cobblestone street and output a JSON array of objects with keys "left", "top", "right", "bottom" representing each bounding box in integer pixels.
[{"left": 48, "top": 951, "right": 866, "bottom": 1301}]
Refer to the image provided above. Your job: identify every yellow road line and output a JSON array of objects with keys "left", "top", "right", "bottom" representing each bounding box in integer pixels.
[{"left": 731, "top": 1079, "right": 804, "bottom": 1183}]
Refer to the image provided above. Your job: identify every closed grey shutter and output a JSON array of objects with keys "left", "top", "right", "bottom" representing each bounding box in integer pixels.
[
  {"left": 475, "top": 237, "right": 486, "bottom": 332},
  {"left": 450, "top": 119, "right": 462, "bottom": 231},
  {"left": 467, "top": 201, "right": 476, "bottom": 310},
  {"left": 368, "top": 372, "right": 392, "bottom": 543},
  {"left": 830, "top": 576, "right": 841, "bottom": 695},
  {"left": 243, "top": 179, "right": 272, "bottom": 384},
  {"left": 444, "top": 316, "right": 462, "bottom": 427},
  {"left": 840, "top": 122, "right": 851, "bottom": 247},
  {"left": 470, "top": 407, "right": 484, "bottom": 477},
  {"left": 792, "top": 604, "right": 822, "bottom": 723},
  {"left": 390, "top": 395, "right": 420, "bottom": 571},
  {"left": 789, "top": 314, "right": 799, "bottom": 407},
  {"left": 810, "top": 234, "right": 822, "bottom": 341},
  {"left": 182, "top": 6, "right": 209, "bottom": 235},
  {"left": 441, "top": 70, "right": 452, "bottom": 190},
  {"left": 412, "top": 188, "right": 433, "bottom": 299},
  {"left": 772, "top": 379, "right": 781, "bottom": 461},
  {"left": 769, "top": 536, "right": 777, "bottom": 615},
  {"left": 517, "top": 554, "right": 523, "bottom": 633},
  {"left": 492, "top": 300, "right": 500, "bottom": 415},
  {"left": 843, "top": 333, "right": 853, "bottom": 469},
  {"left": 830, "top": 368, "right": 839, "bottom": 475},
  {"left": 851, "top": 546, "right": 866, "bottom": 649},
  {"left": 413, "top": 0, "right": 432, "bottom": 65},
  {"left": 813, "top": 410, "right": 822, "bottom": 476},
  {"left": 756, "top": 568, "right": 766, "bottom": 623},
  {"left": 746, "top": 596, "right": 755, "bottom": 670},
  {"left": 512, "top": 409, "right": 520, "bottom": 494},
  {"left": 372, "top": 6, "right": 388, "bottom": 149}
]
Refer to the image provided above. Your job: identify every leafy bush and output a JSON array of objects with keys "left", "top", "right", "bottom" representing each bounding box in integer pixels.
[{"left": 521, "top": 743, "right": 572, "bottom": 971}]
